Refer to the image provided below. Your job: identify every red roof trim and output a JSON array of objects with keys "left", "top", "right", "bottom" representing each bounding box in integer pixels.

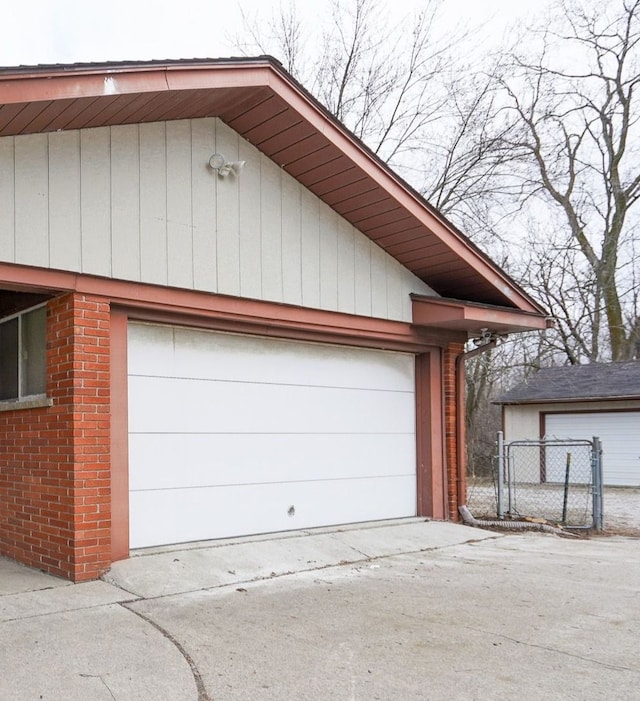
[{"left": 0, "top": 58, "right": 547, "bottom": 319}]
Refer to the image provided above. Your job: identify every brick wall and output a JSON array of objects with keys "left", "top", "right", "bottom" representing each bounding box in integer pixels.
[
  {"left": 444, "top": 342, "right": 465, "bottom": 521},
  {"left": 0, "top": 293, "right": 111, "bottom": 581}
]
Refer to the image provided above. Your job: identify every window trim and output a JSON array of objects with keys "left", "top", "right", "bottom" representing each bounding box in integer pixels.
[{"left": 0, "top": 301, "right": 49, "bottom": 409}]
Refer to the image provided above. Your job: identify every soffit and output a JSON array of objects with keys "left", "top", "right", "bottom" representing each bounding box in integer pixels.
[
  {"left": 0, "top": 58, "right": 545, "bottom": 314},
  {"left": 411, "top": 295, "right": 553, "bottom": 336}
]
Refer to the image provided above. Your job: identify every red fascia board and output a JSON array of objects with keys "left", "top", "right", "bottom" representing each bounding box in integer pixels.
[
  {"left": 0, "top": 63, "right": 274, "bottom": 103},
  {"left": 412, "top": 295, "right": 551, "bottom": 334}
]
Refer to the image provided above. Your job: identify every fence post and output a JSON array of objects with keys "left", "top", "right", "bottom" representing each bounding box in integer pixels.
[
  {"left": 497, "top": 431, "right": 505, "bottom": 519},
  {"left": 592, "top": 436, "right": 604, "bottom": 531}
]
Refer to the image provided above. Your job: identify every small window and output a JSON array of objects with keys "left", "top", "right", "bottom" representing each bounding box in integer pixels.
[{"left": 0, "top": 305, "right": 46, "bottom": 402}]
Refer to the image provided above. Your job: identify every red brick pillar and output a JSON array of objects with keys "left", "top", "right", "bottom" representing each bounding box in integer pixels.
[
  {"left": 0, "top": 293, "right": 111, "bottom": 581},
  {"left": 443, "top": 342, "right": 465, "bottom": 521}
]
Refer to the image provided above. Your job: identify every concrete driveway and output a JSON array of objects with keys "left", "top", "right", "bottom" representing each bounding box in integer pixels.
[{"left": 1, "top": 520, "right": 639, "bottom": 700}]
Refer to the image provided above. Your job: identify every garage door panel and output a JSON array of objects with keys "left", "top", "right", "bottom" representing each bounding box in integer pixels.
[
  {"left": 127, "top": 323, "right": 176, "bottom": 376},
  {"left": 546, "top": 412, "right": 640, "bottom": 486},
  {"left": 129, "top": 433, "right": 416, "bottom": 491},
  {"left": 128, "top": 323, "right": 414, "bottom": 391},
  {"left": 128, "top": 375, "right": 414, "bottom": 434},
  {"left": 129, "top": 475, "right": 417, "bottom": 549},
  {"left": 128, "top": 323, "right": 418, "bottom": 549}
]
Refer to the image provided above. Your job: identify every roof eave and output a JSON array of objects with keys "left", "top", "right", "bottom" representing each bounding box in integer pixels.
[
  {"left": 494, "top": 395, "right": 640, "bottom": 405},
  {"left": 0, "top": 58, "right": 547, "bottom": 314},
  {"left": 411, "top": 294, "right": 551, "bottom": 336}
]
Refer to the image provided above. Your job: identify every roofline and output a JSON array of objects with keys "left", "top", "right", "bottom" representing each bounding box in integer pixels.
[
  {"left": 494, "top": 395, "right": 640, "bottom": 406},
  {"left": 0, "top": 57, "right": 547, "bottom": 317}
]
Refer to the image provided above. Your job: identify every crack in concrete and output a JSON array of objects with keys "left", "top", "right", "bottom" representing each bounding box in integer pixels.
[
  {"left": 102, "top": 536, "right": 506, "bottom": 604},
  {"left": 463, "top": 625, "right": 640, "bottom": 674},
  {"left": 101, "top": 576, "right": 141, "bottom": 599},
  {"left": 121, "top": 602, "right": 212, "bottom": 701},
  {"left": 79, "top": 673, "right": 117, "bottom": 700}
]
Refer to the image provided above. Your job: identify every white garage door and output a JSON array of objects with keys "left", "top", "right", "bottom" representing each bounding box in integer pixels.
[
  {"left": 545, "top": 412, "right": 640, "bottom": 486},
  {"left": 128, "top": 323, "right": 417, "bottom": 549}
]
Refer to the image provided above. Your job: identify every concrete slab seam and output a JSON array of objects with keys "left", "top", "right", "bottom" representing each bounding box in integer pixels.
[
  {"left": 462, "top": 625, "right": 640, "bottom": 674},
  {"left": 0, "top": 584, "right": 73, "bottom": 598},
  {"left": 0, "top": 599, "right": 140, "bottom": 625},
  {"left": 121, "top": 602, "right": 211, "bottom": 701},
  {"left": 336, "top": 542, "right": 374, "bottom": 560}
]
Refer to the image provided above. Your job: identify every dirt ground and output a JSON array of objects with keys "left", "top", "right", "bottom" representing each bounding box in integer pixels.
[
  {"left": 600, "top": 486, "right": 640, "bottom": 535},
  {"left": 466, "top": 478, "right": 640, "bottom": 536}
]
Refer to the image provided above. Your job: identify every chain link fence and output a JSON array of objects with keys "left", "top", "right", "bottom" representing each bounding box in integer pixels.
[{"left": 467, "top": 433, "right": 603, "bottom": 530}]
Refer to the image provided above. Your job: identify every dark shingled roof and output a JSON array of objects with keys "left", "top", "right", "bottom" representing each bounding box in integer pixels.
[{"left": 495, "top": 361, "right": 640, "bottom": 404}]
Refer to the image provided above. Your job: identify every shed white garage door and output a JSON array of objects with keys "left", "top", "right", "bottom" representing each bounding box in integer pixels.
[
  {"left": 128, "top": 323, "right": 417, "bottom": 549},
  {"left": 545, "top": 412, "right": 640, "bottom": 486}
]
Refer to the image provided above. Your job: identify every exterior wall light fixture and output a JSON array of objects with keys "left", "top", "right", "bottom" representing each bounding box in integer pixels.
[{"left": 208, "top": 153, "right": 246, "bottom": 177}]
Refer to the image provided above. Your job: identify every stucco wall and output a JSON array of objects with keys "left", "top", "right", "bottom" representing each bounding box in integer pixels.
[{"left": 0, "top": 117, "right": 435, "bottom": 322}]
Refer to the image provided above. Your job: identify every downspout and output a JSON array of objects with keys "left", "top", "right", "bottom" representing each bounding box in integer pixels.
[
  {"left": 458, "top": 504, "right": 577, "bottom": 537},
  {"left": 454, "top": 331, "right": 499, "bottom": 516}
]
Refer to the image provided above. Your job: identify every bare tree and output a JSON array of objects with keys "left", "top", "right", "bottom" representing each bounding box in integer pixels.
[
  {"left": 238, "top": 0, "right": 451, "bottom": 161},
  {"left": 235, "top": 0, "right": 512, "bottom": 241},
  {"left": 498, "top": 0, "right": 640, "bottom": 361},
  {"left": 235, "top": 0, "right": 640, "bottom": 481}
]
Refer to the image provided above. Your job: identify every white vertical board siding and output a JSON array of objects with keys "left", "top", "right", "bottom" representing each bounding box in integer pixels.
[
  {"left": 239, "top": 136, "right": 262, "bottom": 299},
  {"left": 111, "top": 125, "right": 141, "bottom": 281},
  {"left": 191, "top": 118, "right": 218, "bottom": 292},
  {"left": 337, "top": 217, "right": 356, "bottom": 314},
  {"left": 166, "top": 121, "right": 194, "bottom": 289},
  {"left": 215, "top": 122, "right": 241, "bottom": 296},
  {"left": 300, "top": 188, "right": 321, "bottom": 308},
  {"left": 0, "top": 137, "right": 15, "bottom": 261},
  {"left": 354, "top": 233, "right": 373, "bottom": 316},
  {"left": 260, "top": 157, "right": 283, "bottom": 301},
  {"left": 319, "top": 207, "right": 339, "bottom": 311},
  {"left": 128, "top": 322, "right": 417, "bottom": 548},
  {"left": 80, "top": 128, "right": 112, "bottom": 276},
  {"left": 0, "top": 118, "right": 436, "bottom": 321},
  {"left": 49, "top": 131, "right": 81, "bottom": 271},
  {"left": 139, "top": 122, "right": 168, "bottom": 285},
  {"left": 545, "top": 412, "right": 640, "bottom": 486},
  {"left": 281, "top": 175, "right": 302, "bottom": 304},
  {"left": 15, "top": 134, "right": 49, "bottom": 267}
]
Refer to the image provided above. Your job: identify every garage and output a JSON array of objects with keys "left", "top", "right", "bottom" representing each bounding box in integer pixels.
[
  {"left": 127, "top": 322, "right": 418, "bottom": 549},
  {"left": 545, "top": 412, "right": 640, "bottom": 487},
  {"left": 497, "top": 361, "right": 640, "bottom": 489}
]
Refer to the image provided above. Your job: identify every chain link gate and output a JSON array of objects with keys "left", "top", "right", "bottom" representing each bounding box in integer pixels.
[{"left": 467, "top": 432, "right": 604, "bottom": 530}]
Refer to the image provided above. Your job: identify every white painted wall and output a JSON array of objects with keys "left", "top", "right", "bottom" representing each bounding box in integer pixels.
[
  {"left": 503, "top": 400, "right": 640, "bottom": 485},
  {"left": 0, "top": 118, "right": 435, "bottom": 321},
  {"left": 503, "top": 400, "right": 640, "bottom": 441}
]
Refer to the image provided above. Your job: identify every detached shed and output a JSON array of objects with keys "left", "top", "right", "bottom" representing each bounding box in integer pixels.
[{"left": 496, "top": 362, "right": 640, "bottom": 486}]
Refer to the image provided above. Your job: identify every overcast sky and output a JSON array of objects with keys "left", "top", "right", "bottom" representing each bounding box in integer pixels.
[{"left": 2, "top": 0, "right": 552, "bottom": 67}]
